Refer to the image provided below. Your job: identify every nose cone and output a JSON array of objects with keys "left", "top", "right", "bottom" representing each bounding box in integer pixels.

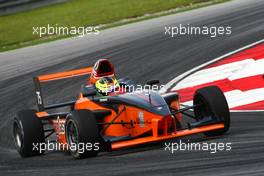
[{"left": 109, "top": 90, "right": 171, "bottom": 116}]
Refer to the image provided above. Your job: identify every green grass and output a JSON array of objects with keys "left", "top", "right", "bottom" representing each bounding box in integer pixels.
[{"left": 0, "top": 0, "right": 228, "bottom": 52}]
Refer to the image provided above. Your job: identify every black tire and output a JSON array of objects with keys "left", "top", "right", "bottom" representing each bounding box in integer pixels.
[
  {"left": 65, "top": 110, "right": 101, "bottom": 159},
  {"left": 13, "top": 110, "right": 45, "bottom": 157},
  {"left": 193, "top": 86, "right": 230, "bottom": 137}
]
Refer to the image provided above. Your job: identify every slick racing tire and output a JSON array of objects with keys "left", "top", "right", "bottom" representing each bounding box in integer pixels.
[
  {"left": 13, "top": 109, "right": 45, "bottom": 157},
  {"left": 193, "top": 86, "right": 230, "bottom": 137},
  {"left": 65, "top": 110, "right": 101, "bottom": 159}
]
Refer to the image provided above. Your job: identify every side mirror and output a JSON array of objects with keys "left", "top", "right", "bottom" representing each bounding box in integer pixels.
[
  {"left": 82, "top": 85, "right": 97, "bottom": 97},
  {"left": 146, "top": 79, "right": 160, "bottom": 86}
]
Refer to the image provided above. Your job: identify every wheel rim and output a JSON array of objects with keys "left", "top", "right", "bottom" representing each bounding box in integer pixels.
[
  {"left": 13, "top": 121, "right": 23, "bottom": 149},
  {"left": 66, "top": 120, "right": 79, "bottom": 153}
]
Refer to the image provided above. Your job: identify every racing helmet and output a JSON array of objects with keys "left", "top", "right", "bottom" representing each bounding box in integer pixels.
[{"left": 95, "top": 76, "right": 119, "bottom": 96}]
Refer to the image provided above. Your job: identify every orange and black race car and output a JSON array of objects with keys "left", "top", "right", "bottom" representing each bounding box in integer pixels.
[{"left": 13, "top": 59, "right": 230, "bottom": 159}]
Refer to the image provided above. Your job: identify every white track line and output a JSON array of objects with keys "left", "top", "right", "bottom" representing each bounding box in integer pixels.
[{"left": 161, "top": 39, "right": 264, "bottom": 92}]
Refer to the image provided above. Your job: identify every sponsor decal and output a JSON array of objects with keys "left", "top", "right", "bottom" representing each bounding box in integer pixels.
[
  {"left": 138, "top": 112, "right": 144, "bottom": 127},
  {"left": 36, "top": 91, "right": 42, "bottom": 105}
]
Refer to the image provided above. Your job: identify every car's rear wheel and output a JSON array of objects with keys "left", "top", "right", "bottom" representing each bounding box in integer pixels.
[
  {"left": 13, "top": 109, "right": 45, "bottom": 157},
  {"left": 193, "top": 86, "right": 230, "bottom": 137},
  {"left": 65, "top": 110, "right": 101, "bottom": 159}
]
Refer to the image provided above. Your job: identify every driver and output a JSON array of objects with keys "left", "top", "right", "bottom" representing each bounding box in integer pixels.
[{"left": 95, "top": 76, "right": 120, "bottom": 96}]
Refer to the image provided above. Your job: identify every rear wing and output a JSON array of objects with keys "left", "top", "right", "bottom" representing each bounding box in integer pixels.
[{"left": 34, "top": 67, "right": 92, "bottom": 111}]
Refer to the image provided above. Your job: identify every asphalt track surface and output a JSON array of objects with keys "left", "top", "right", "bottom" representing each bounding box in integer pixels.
[{"left": 0, "top": 0, "right": 264, "bottom": 175}]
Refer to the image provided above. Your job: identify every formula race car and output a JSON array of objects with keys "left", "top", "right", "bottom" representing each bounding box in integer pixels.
[{"left": 13, "top": 59, "right": 230, "bottom": 159}]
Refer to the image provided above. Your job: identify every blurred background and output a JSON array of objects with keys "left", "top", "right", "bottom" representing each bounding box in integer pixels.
[
  {"left": 0, "top": 0, "right": 221, "bottom": 52},
  {"left": 0, "top": 0, "right": 68, "bottom": 15}
]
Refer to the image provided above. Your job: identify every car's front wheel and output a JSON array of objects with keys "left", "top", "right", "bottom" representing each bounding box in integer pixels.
[
  {"left": 65, "top": 110, "right": 101, "bottom": 159},
  {"left": 193, "top": 86, "right": 230, "bottom": 137}
]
